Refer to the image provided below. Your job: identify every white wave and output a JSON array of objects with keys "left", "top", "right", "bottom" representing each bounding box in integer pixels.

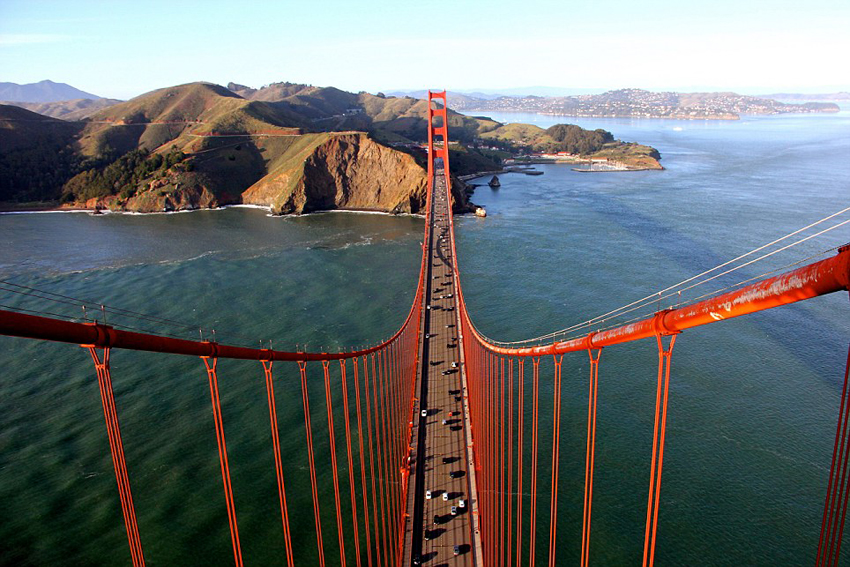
[
  {"left": 337, "top": 236, "right": 375, "bottom": 249},
  {"left": 223, "top": 204, "right": 272, "bottom": 211},
  {"left": 0, "top": 209, "right": 93, "bottom": 215}
]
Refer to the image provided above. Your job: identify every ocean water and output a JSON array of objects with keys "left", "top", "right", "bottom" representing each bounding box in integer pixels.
[{"left": 1, "top": 108, "right": 849, "bottom": 565}]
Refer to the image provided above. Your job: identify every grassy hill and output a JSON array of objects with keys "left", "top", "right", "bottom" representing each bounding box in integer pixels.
[
  {"left": 479, "top": 122, "right": 661, "bottom": 167},
  {"left": 0, "top": 105, "right": 83, "bottom": 151},
  {"left": 1, "top": 80, "right": 662, "bottom": 210},
  {"left": 229, "top": 82, "right": 498, "bottom": 144},
  {"left": 0, "top": 105, "right": 88, "bottom": 203},
  {"left": 77, "top": 83, "right": 310, "bottom": 155}
]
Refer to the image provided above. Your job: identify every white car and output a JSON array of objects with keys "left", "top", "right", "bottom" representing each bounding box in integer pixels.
[
  {"left": 458, "top": 499, "right": 466, "bottom": 508},
  {"left": 442, "top": 492, "right": 449, "bottom": 501},
  {"left": 421, "top": 409, "right": 427, "bottom": 417},
  {"left": 426, "top": 490, "right": 432, "bottom": 500},
  {"left": 451, "top": 506, "right": 457, "bottom": 516}
]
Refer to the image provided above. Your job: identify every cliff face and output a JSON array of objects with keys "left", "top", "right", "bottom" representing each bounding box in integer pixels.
[{"left": 244, "top": 133, "right": 444, "bottom": 215}]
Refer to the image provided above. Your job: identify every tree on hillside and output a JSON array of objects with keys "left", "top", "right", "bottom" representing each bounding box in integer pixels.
[{"left": 544, "top": 124, "right": 614, "bottom": 154}]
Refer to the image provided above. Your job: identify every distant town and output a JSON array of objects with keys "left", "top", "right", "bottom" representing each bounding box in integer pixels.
[{"left": 448, "top": 88, "right": 841, "bottom": 120}]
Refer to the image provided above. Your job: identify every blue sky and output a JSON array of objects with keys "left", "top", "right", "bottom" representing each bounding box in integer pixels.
[{"left": 1, "top": 0, "right": 848, "bottom": 99}]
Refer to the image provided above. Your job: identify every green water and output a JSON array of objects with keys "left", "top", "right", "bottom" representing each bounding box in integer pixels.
[{"left": 1, "top": 108, "right": 850, "bottom": 565}]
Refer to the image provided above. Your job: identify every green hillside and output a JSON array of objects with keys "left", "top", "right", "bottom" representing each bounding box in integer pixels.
[
  {"left": 0, "top": 105, "right": 86, "bottom": 202},
  {"left": 1, "top": 80, "right": 662, "bottom": 209},
  {"left": 479, "top": 122, "right": 661, "bottom": 165},
  {"left": 231, "top": 83, "right": 497, "bottom": 144}
]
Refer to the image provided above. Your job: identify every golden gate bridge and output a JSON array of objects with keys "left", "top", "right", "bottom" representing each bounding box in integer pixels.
[{"left": 1, "top": 91, "right": 849, "bottom": 566}]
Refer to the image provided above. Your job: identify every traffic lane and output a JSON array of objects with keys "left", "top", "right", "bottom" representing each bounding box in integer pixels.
[{"left": 419, "top": 170, "right": 473, "bottom": 564}]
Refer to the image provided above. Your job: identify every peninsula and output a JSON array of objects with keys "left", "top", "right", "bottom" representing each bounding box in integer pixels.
[{"left": 446, "top": 88, "right": 841, "bottom": 120}]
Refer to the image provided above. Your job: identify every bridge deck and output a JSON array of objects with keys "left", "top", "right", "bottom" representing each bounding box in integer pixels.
[{"left": 403, "top": 166, "right": 481, "bottom": 566}]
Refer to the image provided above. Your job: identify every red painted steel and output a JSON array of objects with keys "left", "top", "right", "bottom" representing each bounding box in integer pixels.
[
  {"left": 581, "top": 348, "right": 602, "bottom": 567},
  {"left": 340, "top": 360, "right": 363, "bottom": 567},
  {"left": 453, "top": 248, "right": 850, "bottom": 358},
  {"left": 261, "top": 359, "right": 295, "bottom": 566},
  {"left": 203, "top": 356, "right": 244, "bottom": 567},
  {"left": 817, "top": 345, "right": 850, "bottom": 567},
  {"left": 86, "top": 346, "right": 145, "bottom": 567},
  {"left": 299, "top": 360, "right": 326, "bottom": 567},
  {"left": 642, "top": 334, "right": 678, "bottom": 567}
]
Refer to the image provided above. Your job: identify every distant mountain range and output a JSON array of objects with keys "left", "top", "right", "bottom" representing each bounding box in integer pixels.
[{"left": 0, "top": 80, "right": 101, "bottom": 103}]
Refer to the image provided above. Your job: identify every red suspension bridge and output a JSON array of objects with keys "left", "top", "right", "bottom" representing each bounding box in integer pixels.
[{"left": 1, "top": 90, "right": 850, "bottom": 566}]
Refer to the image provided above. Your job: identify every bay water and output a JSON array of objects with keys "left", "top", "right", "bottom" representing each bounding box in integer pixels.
[{"left": 1, "top": 107, "right": 849, "bottom": 565}]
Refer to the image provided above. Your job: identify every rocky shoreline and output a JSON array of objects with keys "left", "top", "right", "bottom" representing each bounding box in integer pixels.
[{"left": 1, "top": 133, "right": 476, "bottom": 216}]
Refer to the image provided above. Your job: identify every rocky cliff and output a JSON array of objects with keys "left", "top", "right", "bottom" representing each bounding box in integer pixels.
[{"left": 243, "top": 132, "right": 471, "bottom": 215}]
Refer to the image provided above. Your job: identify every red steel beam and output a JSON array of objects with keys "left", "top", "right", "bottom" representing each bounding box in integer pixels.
[
  {"left": 462, "top": 246, "right": 850, "bottom": 357},
  {"left": 0, "top": 250, "right": 429, "bottom": 364},
  {"left": 0, "top": 309, "right": 405, "bottom": 360}
]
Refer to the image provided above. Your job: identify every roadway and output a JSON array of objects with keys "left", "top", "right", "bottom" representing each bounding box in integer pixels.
[{"left": 404, "top": 163, "right": 479, "bottom": 566}]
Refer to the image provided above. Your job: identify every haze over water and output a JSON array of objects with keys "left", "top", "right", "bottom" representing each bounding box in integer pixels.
[{"left": 1, "top": 108, "right": 849, "bottom": 565}]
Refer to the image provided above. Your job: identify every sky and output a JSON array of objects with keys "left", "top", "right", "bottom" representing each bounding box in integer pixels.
[{"left": 1, "top": 0, "right": 849, "bottom": 100}]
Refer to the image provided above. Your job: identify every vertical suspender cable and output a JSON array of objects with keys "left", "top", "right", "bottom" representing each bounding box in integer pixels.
[
  {"left": 817, "top": 344, "right": 850, "bottom": 567},
  {"left": 386, "top": 343, "right": 400, "bottom": 564},
  {"left": 516, "top": 358, "right": 525, "bottom": 567},
  {"left": 581, "top": 348, "right": 602, "bottom": 567},
  {"left": 500, "top": 356, "right": 506, "bottom": 567},
  {"left": 299, "top": 361, "right": 326, "bottom": 567},
  {"left": 323, "top": 360, "right": 347, "bottom": 567},
  {"left": 642, "top": 333, "right": 678, "bottom": 567},
  {"left": 363, "top": 356, "right": 385, "bottom": 567},
  {"left": 480, "top": 349, "right": 487, "bottom": 562},
  {"left": 529, "top": 357, "right": 541, "bottom": 567},
  {"left": 353, "top": 357, "right": 375, "bottom": 567},
  {"left": 386, "top": 345, "right": 401, "bottom": 546},
  {"left": 487, "top": 355, "right": 498, "bottom": 565},
  {"left": 86, "top": 346, "right": 146, "bottom": 567},
  {"left": 548, "top": 355, "right": 564, "bottom": 567},
  {"left": 340, "top": 359, "right": 363, "bottom": 567},
  {"left": 202, "top": 355, "right": 244, "bottom": 567},
  {"left": 377, "top": 350, "right": 396, "bottom": 565},
  {"left": 508, "top": 357, "right": 514, "bottom": 567},
  {"left": 371, "top": 353, "right": 391, "bottom": 566},
  {"left": 262, "top": 359, "right": 294, "bottom": 566},
  {"left": 392, "top": 340, "right": 405, "bottom": 567},
  {"left": 484, "top": 350, "right": 491, "bottom": 564}
]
